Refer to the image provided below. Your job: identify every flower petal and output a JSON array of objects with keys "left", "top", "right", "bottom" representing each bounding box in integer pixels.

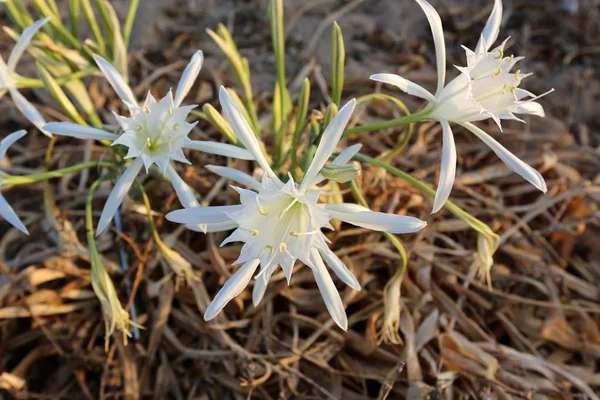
[
  {"left": 93, "top": 54, "right": 137, "bottom": 106},
  {"left": 204, "top": 259, "right": 260, "bottom": 321},
  {"left": 165, "top": 164, "right": 200, "bottom": 208},
  {"left": 184, "top": 220, "right": 238, "bottom": 233},
  {"left": 309, "top": 248, "right": 348, "bottom": 330},
  {"left": 415, "top": 0, "right": 446, "bottom": 96},
  {"left": 370, "top": 73, "right": 437, "bottom": 103},
  {"left": 324, "top": 203, "right": 427, "bottom": 233},
  {"left": 10, "top": 89, "right": 49, "bottom": 136},
  {"left": 174, "top": 50, "right": 204, "bottom": 107},
  {"left": 43, "top": 122, "right": 118, "bottom": 141},
  {"left": 206, "top": 165, "right": 261, "bottom": 191},
  {"left": 219, "top": 87, "right": 279, "bottom": 181},
  {"left": 96, "top": 157, "right": 144, "bottom": 236},
  {"left": 7, "top": 18, "right": 50, "bottom": 70},
  {"left": 460, "top": 121, "right": 547, "bottom": 193},
  {"left": 300, "top": 98, "right": 356, "bottom": 191},
  {"left": 320, "top": 248, "right": 360, "bottom": 290},
  {"left": 0, "top": 193, "right": 28, "bottom": 234},
  {"left": 432, "top": 120, "right": 457, "bottom": 213},
  {"left": 166, "top": 205, "right": 242, "bottom": 224},
  {"left": 476, "top": 0, "right": 503, "bottom": 53},
  {"left": 0, "top": 129, "right": 27, "bottom": 161},
  {"left": 515, "top": 101, "right": 545, "bottom": 117},
  {"left": 184, "top": 139, "right": 254, "bottom": 160}
]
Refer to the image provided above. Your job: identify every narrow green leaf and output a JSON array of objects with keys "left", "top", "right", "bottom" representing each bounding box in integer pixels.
[
  {"left": 201, "top": 103, "right": 239, "bottom": 145},
  {"left": 123, "top": 0, "right": 140, "bottom": 48},
  {"left": 68, "top": 0, "right": 81, "bottom": 37},
  {"left": 103, "top": 1, "right": 128, "bottom": 82},
  {"left": 330, "top": 22, "right": 345, "bottom": 106},
  {"left": 80, "top": 0, "right": 106, "bottom": 55},
  {"left": 37, "top": 62, "right": 88, "bottom": 126}
]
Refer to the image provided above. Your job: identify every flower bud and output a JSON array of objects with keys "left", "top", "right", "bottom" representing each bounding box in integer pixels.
[{"left": 321, "top": 162, "right": 361, "bottom": 183}]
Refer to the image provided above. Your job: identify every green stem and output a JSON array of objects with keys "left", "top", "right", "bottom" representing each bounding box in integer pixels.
[
  {"left": 16, "top": 67, "right": 98, "bottom": 88},
  {"left": 343, "top": 109, "right": 431, "bottom": 137},
  {"left": 4, "top": 161, "right": 118, "bottom": 187}
]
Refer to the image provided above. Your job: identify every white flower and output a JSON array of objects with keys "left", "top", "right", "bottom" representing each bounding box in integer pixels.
[
  {"left": 44, "top": 51, "right": 254, "bottom": 235},
  {"left": 166, "top": 87, "right": 427, "bottom": 330},
  {"left": 1, "top": 18, "right": 50, "bottom": 136},
  {"left": 0, "top": 130, "right": 28, "bottom": 234},
  {"left": 370, "top": 0, "right": 552, "bottom": 213}
]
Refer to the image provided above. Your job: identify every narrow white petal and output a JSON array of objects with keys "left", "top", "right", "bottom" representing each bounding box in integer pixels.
[
  {"left": 415, "top": 0, "right": 446, "bottom": 96},
  {"left": 477, "top": 0, "right": 503, "bottom": 53},
  {"left": 206, "top": 165, "right": 261, "bottom": 191},
  {"left": 325, "top": 203, "right": 427, "bottom": 233},
  {"left": 96, "top": 157, "right": 144, "bottom": 236},
  {"left": 7, "top": 18, "right": 50, "bottom": 70},
  {"left": 43, "top": 122, "right": 118, "bottom": 141},
  {"left": 320, "top": 249, "right": 360, "bottom": 290},
  {"left": 515, "top": 101, "right": 545, "bottom": 117},
  {"left": 300, "top": 99, "right": 356, "bottom": 191},
  {"left": 204, "top": 259, "right": 260, "bottom": 320},
  {"left": 166, "top": 205, "right": 242, "bottom": 224},
  {"left": 10, "top": 89, "right": 49, "bottom": 136},
  {"left": 460, "top": 122, "right": 547, "bottom": 193},
  {"left": 370, "top": 73, "right": 437, "bottom": 103},
  {"left": 0, "top": 129, "right": 26, "bottom": 161},
  {"left": 432, "top": 121, "right": 457, "bottom": 213},
  {"left": 309, "top": 248, "right": 348, "bottom": 330},
  {"left": 184, "top": 139, "right": 254, "bottom": 160},
  {"left": 0, "top": 193, "right": 28, "bottom": 234},
  {"left": 219, "top": 87, "right": 279, "bottom": 181},
  {"left": 174, "top": 50, "right": 203, "bottom": 107},
  {"left": 93, "top": 54, "right": 137, "bottom": 106},
  {"left": 184, "top": 220, "right": 237, "bottom": 233},
  {"left": 165, "top": 164, "right": 200, "bottom": 208}
]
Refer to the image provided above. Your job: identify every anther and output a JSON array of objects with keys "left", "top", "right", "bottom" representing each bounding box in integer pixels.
[
  {"left": 258, "top": 206, "right": 268, "bottom": 216},
  {"left": 144, "top": 106, "right": 151, "bottom": 113},
  {"left": 502, "top": 84, "right": 508, "bottom": 95},
  {"left": 173, "top": 123, "right": 180, "bottom": 131},
  {"left": 505, "top": 55, "right": 514, "bottom": 63},
  {"left": 510, "top": 87, "right": 517, "bottom": 96},
  {"left": 136, "top": 123, "right": 143, "bottom": 131},
  {"left": 251, "top": 229, "right": 259, "bottom": 236},
  {"left": 265, "top": 245, "right": 274, "bottom": 254},
  {"left": 279, "top": 199, "right": 298, "bottom": 219},
  {"left": 491, "top": 69, "right": 502, "bottom": 78},
  {"left": 168, "top": 106, "right": 173, "bottom": 115},
  {"left": 515, "top": 69, "right": 522, "bottom": 81},
  {"left": 279, "top": 242, "right": 287, "bottom": 252},
  {"left": 494, "top": 48, "right": 504, "bottom": 60}
]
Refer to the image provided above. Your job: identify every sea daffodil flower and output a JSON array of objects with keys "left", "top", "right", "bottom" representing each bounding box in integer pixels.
[
  {"left": 166, "top": 87, "right": 427, "bottom": 330},
  {"left": 1, "top": 18, "right": 50, "bottom": 136},
  {"left": 0, "top": 130, "right": 29, "bottom": 234},
  {"left": 44, "top": 51, "right": 253, "bottom": 235},
  {"left": 371, "top": 0, "right": 552, "bottom": 213}
]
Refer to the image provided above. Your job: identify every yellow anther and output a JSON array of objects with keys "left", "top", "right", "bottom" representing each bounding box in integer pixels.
[
  {"left": 168, "top": 106, "right": 173, "bottom": 115},
  {"left": 258, "top": 206, "right": 268, "bottom": 216},
  {"left": 279, "top": 242, "right": 287, "bottom": 252},
  {"left": 250, "top": 229, "right": 259, "bottom": 236},
  {"left": 144, "top": 106, "right": 151, "bottom": 113},
  {"left": 290, "top": 232, "right": 298, "bottom": 237},
  {"left": 265, "top": 245, "right": 274, "bottom": 254},
  {"left": 515, "top": 69, "right": 522, "bottom": 81},
  {"left": 136, "top": 123, "right": 143, "bottom": 131},
  {"left": 502, "top": 84, "right": 508, "bottom": 95},
  {"left": 505, "top": 54, "right": 514, "bottom": 63},
  {"left": 494, "top": 48, "right": 504, "bottom": 59},
  {"left": 491, "top": 69, "right": 502, "bottom": 78},
  {"left": 510, "top": 87, "right": 517, "bottom": 96},
  {"left": 173, "top": 123, "right": 180, "bottom": 131}
]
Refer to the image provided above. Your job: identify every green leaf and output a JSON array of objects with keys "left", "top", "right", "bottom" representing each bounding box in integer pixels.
[{"left": 330, "top": 22, "right": 345, "bottom": 106}]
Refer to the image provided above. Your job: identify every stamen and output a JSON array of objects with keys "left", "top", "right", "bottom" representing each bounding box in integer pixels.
[
  {"left": 136, "top": 123, "right": 143, "bottom": 131},
  {"left": 279, "top": 242, "right": 287, "bottom": 252},
  {"left": 144, "top": 106, "right": 151, "bottom": 113},
  {"left": 258, "top": 206, "right": 268, "bottom": 216},
  {"left": 504, "top": 55, "right": 514, "bottom": 63},
  {"left": 510, "top": 87, "right": 517, "bottom": 96},
  {"left": 173, "top": 123, "right": 180, "bottom": 131},
  {"left": 502, "top": 84, "right": 508, "bottom": 95},
  {"left": 265, "top": 245, "right": 274, "bottom": 255},
  {"left": 168, "top": 106, "right": 173, "bottom": 115},
  {"left": 251, "top": 229, "right": 259, "bottom": 236},
  {"left": 494, "top": 48, "right": 504, "bottom": 59},
  {"left": 290, "top": 229, "right": 320, "bottom": 237},
  {"left": 279, "top": 199, "right": 298, "bottom": 219},
  {"left": 515, "top": 69, "right": 522, "bottom": 81},
  {"left": 491, "top": 69, "right": 502, "bottom": 78}
]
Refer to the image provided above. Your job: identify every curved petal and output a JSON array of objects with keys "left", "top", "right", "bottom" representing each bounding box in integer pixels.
[
  {"left": 476, "top": 0, "right": 503, "bottom": 53},
  {"left": 460, "top": 122, "right": 547, "bottom": 193},
  {"left": 219, "top": 87, "right": 279, "bottom": 181},
  {"left": 204, "top": 259, "right": 260, "bottom": 321},
  {"left": 515, "top": 101, "right": 545, "bottom": 117},
  {"left": 206, "top": 165, "right": 261, "bottom": 191},
  {"left": 415, "top": 0, "right": 446, "bottom": 96},
  {"left": 7, "top": 18, "right": 50, "bottom": 70},
  {"left": 96, "top": 157, "right": 144, "bottom": 236},
  {"left": 324, "top": 203, "right": 427, "bottom": 233},
  {"left": 300, "top": 99, "right": 356, "bottom": 191},
  {"left": 166, "top": 205, "right": 242, "bottom": 224},
  {"left": 320, "top": 248, "right": 360, "bottom": 290},
  {"left": 174, "top": 50, "right": 204, "bottom": 107},
  {"left": 184, "top": 139, "right": 254, "bottom": 160},
  {"left": 252, "top": 265, "right": 276, "bottom": 306},
  {"left": 0, "top": 129, "right": 27, "bottom": 161},
  {"left": 43, "top": 122, "right": 118, "bottom": 141},
  {"left": 184, "top": 220, "right": 238, "bottom": 233},
  {"left": 0, "top": 193, "right": 28, "bottom": 234},
  {"left": 309, "top": 248, "right": 348, "bottom": 330},
  {"left": 370, "top": 73, "right": 436, "bottom": 103},
  {"left": 10, "top": 89, "right": 49, "bottom": 136},
  {"left": 432, "top": 121, "right": 457, "bottom": 213},
  {"left": 93, "top": 54, "right": 137, "bottom": 106}
]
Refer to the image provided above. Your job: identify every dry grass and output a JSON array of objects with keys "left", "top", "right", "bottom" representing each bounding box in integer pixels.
[{"left": 1, "top": 0, "right": 599, "bottom": 399}]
